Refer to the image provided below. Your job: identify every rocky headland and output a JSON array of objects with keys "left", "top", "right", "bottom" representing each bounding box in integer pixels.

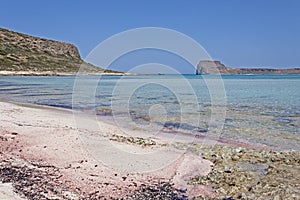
[
  {"left": 0, "top": 28, "right": 123, "bottom": 76},
  {"left": 196, "top": 61, "right": 300, "bottom": 75}
]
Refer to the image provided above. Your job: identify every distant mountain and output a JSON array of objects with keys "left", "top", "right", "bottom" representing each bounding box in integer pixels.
[
  {"left": 196, "top": 61, "right": 300, "bottom": 75},
  {"left": 0, "top": 28, "right": 122, "bottom": 75}
]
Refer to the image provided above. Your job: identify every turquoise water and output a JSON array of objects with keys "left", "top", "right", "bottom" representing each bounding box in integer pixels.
[{"left": 0, "top": 75, "right": 299, "bottom": 150}]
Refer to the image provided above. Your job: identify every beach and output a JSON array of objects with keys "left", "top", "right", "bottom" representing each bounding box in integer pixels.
[
  {"left": 0, "top": 100, "right": 299, "bottom": 199},
  {"left": 0, "top": 100, "right": 214, "bottom": 199},
  {"left": 1, "top": 1, "right": 300, "bottom": 199}
]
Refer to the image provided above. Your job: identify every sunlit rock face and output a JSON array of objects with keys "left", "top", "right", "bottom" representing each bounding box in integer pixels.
[{"left": 196, "top": 60, "right": 300, "bottom": 75}]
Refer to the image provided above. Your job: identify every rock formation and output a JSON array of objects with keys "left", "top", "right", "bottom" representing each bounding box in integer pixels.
[
  {"left": 0, "top": 28, "right": 121, "bottom": 74},
  {"left": 196, "top": 60, "right": 300, "bottom": 75}
]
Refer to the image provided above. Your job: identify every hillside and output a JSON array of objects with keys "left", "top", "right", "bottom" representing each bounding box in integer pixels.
[
  {"left": 0, "top": 28, "right": 122, "bottom": 75},
  {"left": 196, "top": 61, "right": 300, "bottom": 75}
]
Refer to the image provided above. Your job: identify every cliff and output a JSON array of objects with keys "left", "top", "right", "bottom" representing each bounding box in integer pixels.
[
  {"left": 196, "top": 60, "right": 300, "bottom": 75},
  {"left": 0, "top": 28, "right": 122, "bottom": 75}
]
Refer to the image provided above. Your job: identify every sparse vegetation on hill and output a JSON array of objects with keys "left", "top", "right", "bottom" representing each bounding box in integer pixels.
[{"left": 0, "top": 28, "right": 121, "bottom": 74}]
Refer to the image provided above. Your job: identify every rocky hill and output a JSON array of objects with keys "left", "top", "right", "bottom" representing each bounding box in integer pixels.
[
  {"left": 196, "top": 60, "right": 300, "bottom": 75},
  {"left": 0, "top": 28, "right": 122, "bottom": 75}
]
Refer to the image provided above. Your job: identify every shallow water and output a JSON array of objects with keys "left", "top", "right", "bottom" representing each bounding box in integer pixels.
[{"left": 0, "top": 75, "right": 299, "bottom": 150}]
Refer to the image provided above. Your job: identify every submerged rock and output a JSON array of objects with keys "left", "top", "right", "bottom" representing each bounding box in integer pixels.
[{"left": 190, "top": 145, "right": 300, "bottom": 199}]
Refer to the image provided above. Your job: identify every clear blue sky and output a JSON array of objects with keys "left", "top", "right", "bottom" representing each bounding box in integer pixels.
[{"left": 1, "top": 0, "right": 299, "bottom": 72}]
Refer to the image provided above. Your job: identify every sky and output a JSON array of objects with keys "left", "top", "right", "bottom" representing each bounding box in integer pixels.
[{"left": 1, "top": 0, "right": 300, "bottom": 73}]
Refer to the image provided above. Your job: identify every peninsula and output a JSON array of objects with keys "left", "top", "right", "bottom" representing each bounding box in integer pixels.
[
  {"left": 196, "top": 60, "right": 300, "bottom": 75},
  {"left": 0, "top": 28, "right": 123, "bottom": 76}
]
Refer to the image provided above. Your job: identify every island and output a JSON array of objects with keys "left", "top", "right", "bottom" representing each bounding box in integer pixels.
[{"left": 196, "top": 60, "right": 300, "bottom": 75}]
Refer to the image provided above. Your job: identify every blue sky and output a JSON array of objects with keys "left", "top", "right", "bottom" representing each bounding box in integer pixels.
[{"left": 1, "top": 0, "right": 299, "bottom": 72}]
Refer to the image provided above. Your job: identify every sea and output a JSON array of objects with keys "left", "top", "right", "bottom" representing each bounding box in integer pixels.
[{"left": 0, "top": 74, "right": 299, "bottom": 150}]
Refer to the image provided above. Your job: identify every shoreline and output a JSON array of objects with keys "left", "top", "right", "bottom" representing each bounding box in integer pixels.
[
  {"left": 0, "top": 101, "right": 299, "bottom": 199},
  {"left": 1, "top": 98, "right": 275, "bottom": 151},
  {"left": 0, "top": 100, "right": 215, "bottom": 199},
  {"left": 0, "top": 70, "right": 131, "bottom": 76},
  {"left": 1, "top": 71, "right": 300, "bottom": 77}
]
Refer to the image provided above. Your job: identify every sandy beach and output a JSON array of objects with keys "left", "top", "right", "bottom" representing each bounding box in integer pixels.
[
  {"left": 1, "top": 1, "right": 300, "bottom": 199},
  {"left": 0, "top": 100, "right": 215, "bottom": 199},
  {"left": 0, "top": 101, "right": 299, "bottom": 199}
]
